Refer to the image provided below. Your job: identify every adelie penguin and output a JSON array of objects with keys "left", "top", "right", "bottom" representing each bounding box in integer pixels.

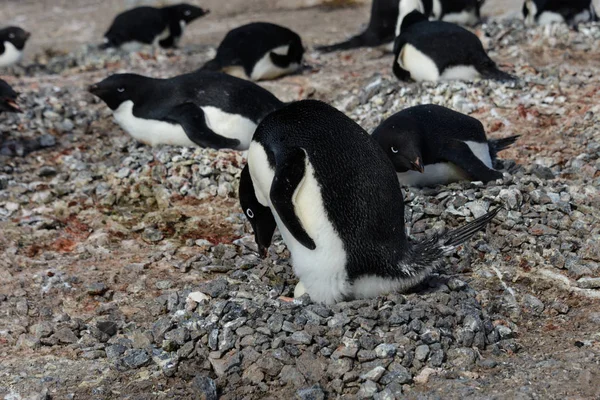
[
  {"left": 0, "top": 27, "right": 30, "bottom": 68},
  {"left": 317, "top": 0, "right": 399, "bottom": 52},
  {"left": 523, "top": 0, "right": 598, "bottom": 27},
  {"left": 202, "top": 22, "right": 304, "bottom": 81},
  {"left": 372, "top": 104, "right": 518, "bottom": 187},
  {"left": 393, "top": 11, "right": 515, "bottom": 82},
  {"left": 101, "top": 3, "right": 209, "bottom": 50},
  {"left": 0, "top": 79, "right": 22, "bottom": 114},
  {"left": 89, "top": 71, "right": 283, "bottom": 150},
  {"left": 395, "top": 0, "right": 485, "bottom": 35},
  {"left": 239, "top": 100, "right": 499, "bottom": 305}
]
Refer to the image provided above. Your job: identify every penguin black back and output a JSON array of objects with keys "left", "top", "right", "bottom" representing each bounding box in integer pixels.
[{"left": 523, "top": 0, "right": 598, "bottom": 26}]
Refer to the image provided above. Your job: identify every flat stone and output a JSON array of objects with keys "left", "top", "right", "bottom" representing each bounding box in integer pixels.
[
  {"left": 288, "top": 331, "right": 313, "bottom": 345},
  {"left": 296, "top": 385, "right": 325, "bottom": 400},
  {"left": 360, "top": 366, "right": 386, "bottom": 382},
  {"left": 357, "top": 380, "right": 378, "bottom": 399},
  {"left": 53, "top": 328, "right": 78, "bottom": 344},
  {"left": 96, "top": 321, "right": 118, "bottom": 336},
  {"left": 190, "top": 375, "right": 217, "bottom": 400},
  {"left": 375, "top": 343, "right": 396, "bottom": 358},
  {"left": 121, "top": 349, "right": 150, "bottom": 369},
  {"left": 447, "top": 347, "right": 478, "bottom": 369}
]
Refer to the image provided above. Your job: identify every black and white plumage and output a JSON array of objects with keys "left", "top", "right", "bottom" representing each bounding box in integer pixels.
[
  {"left": 0, "top": 79, "right": 21, "bottom": 114},
  {"left": 88, "top": 71, "right": 283, "bottom": 150},
  {"left": 393, "top": 11, "right": 515, "bottom": 82},
  {"left": 522, "top": 0, "right": 598, "bottom": 26},
  {"left": 316, "top": 0, "right": 399, "bottom": 52},
  {"left": 0, "top": 27, "right": 30, "bottom": 68},
  {"left": 202, "top": 22, "right": 304, "bottom": 81},
  {"left": 239, "top": 100, "right": 499, "bottom": 304},
  {"left": 395, "top": 0, "right": 485, "bottom": 35},
  {"left": 101, "top": 3, "right": 209, "bottom": 50},
  {"left": 372, "top": 104, "right": 518, "bottom": 187}
]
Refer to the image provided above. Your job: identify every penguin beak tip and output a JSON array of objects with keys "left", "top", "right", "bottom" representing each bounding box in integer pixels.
[
  {"left": 88, "top": 84, "right": 99, "bottom": 94},
  {"left": 5, "top": 99, "right": 22, "bottom": 113},
  {"left": 411, "top": 158, "right": 424, "bottom": 173}
]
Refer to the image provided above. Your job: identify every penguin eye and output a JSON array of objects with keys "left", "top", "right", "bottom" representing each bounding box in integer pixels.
[
  {"left": 391, "top": 146, "right": 399, "bottom": 154},
  {"left": 9, "top": 33, "right": 15, "bottom": 39},
  {"left": 184, "top": 10, "right": 191, "bottom": 16},
  {"left": 246, "top": 208, "right": 254, "bottom": 218},
  {"left": 117, "top": 88, "right": 125, "bottom": 93}
]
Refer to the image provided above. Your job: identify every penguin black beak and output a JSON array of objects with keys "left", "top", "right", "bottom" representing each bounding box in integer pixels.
[
  {"left": 25, "top": 31, "right": 31, "bottom": 40},
  {"left": 88, "top": 84, "right": 99, "bottom": 94},
  {"left": 411, "top": 158, "right": 424, "bottom": 173},
  {"left": 203, "top": 9, "right": 210, "bottom": 15},
  {"left": 4, "top": 98, "right": 22, "bottom": 113}
]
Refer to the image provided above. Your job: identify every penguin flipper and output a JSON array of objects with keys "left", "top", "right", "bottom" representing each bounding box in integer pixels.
[
  {"left": 163, "top": 103, "right": 241, "bottom": 149},
  {"left": 442, "top": 140, "right": 503, "bottom": 183},
  {"left": 269, "top": 148, "right": 317, "bottom": 250}
]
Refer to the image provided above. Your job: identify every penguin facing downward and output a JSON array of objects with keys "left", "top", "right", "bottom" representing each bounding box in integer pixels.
[
  {"left": 523, "top": 0, "right": 598, "bottom": 26},
  {"left": 372, "top": 104, "right": 518, "bottom": 187},
  {"left": 89, "top": 71, "right": 283, "bottom": 150},
  {"left": 239, "top": 100, "right": 499, "bottom": 305},
  {"left": 393, "top": 11, "right": 515, "bottom": 82},
  {"left": 202, "top": 22, "right": 304, "bottom": 81},
  {"left": 0, "top": 27, "right": 30, "bottom": 68},
  {"left": 0, "top": 79, "right": 21, "bottom": 114},
  {"left": 316, "top": 0, "right": 399, "bottom": 52},
  {"left": 395, "top": 0, "right": 484, "bottom": 36},
  {"left": 101, "top": 3, "right": 209, "bottom": 50}
]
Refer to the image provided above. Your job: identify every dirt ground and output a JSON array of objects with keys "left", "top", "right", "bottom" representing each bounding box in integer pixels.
[{"left": 1, "top": 1, "right": 600, "bottom": 399}]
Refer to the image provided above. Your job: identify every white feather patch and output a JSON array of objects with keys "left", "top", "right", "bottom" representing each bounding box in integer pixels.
[
  {"left": 0, "top": 42, "right": 23, "bottom": 67},
  {"left": 250, "top": 45, "right": 299, "bottom": 81},
  {"left": 399, "top": 43, "right": 440, "bottom": 81},
  {"left": 201, "top": 106, "right": 257, "bottom": 150}
]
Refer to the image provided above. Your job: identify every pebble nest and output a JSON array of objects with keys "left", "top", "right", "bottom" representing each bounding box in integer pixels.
[{"left": 1, "top": 16, "right": 599, "bottom": 400}]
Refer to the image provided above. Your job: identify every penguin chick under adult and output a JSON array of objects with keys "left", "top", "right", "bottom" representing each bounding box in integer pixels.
[
  {"left": 522, "top": 0, "right": 598, "bottom": 26},
  {"left": 202, "top": 22, "right": 304, "bottom": 81},
  {"left": 239, "top": 100, "right": 499, "bottom": 305},
  {"left": 101, "top": 3, "right": 209, "bottom": 50},
  {"left": 372, "top": 104, "right": 518, "bottom": 187},
  {"left": 316, "top": 0, "right": 399, "bottom": 52},
  {"left": 0, "top": 79, "right": 22, "bottom": 114},
  {"left": 395, "top": 0, "right": 485, "bottom": 36},
  {"left": 393, "top": 11, "right": 515, "bottom": 82},
  {"left": 0, "top": 27, "right": 30, "bottom": 68},
  {"left": 89, "top": 70, "right": 283, "bottom": 150}
]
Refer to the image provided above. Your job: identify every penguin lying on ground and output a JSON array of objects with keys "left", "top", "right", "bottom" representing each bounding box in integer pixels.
[
  {"left": 395, "top": 0, "right": 484, "bottom": 35},
  {"left": 523, "top": 0, "right": 598, "bottom": 26},
  {"left": 316, "top": 0, "right": 399, "bottom": 52},
  {"left": 239, "top": 100, "right": 499, "bottom": 304},
  {"left": 89, "top": 71, "right": 283, "bottom": 150},
  {"left": 202, "top": 22, "right": 304, "bottom": 81},
  {"left": 0, "top": 27, "right": 30, "bottom": 68},
  {"left": 393, "top": 11, "right": 515, "bottom": 82},
  {"left": 101, "top": 3, "right": 209, "bottom": 50},
  {"left": 372, "top": 104, "right": 518, "bottom": 187},
  {"left": 0, "top": 79, "right": 21, "bottom": 114}
]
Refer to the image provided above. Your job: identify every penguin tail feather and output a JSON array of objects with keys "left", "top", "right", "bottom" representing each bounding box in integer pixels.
[
  {"left": 315, "top": 34, "right": 367, "bottom": 53},
  {"left": 478, "top": 61, "right": 517, "bottom": 82},
  {"left": 201, "top": 58, "right": 222, "bottom": 71},
  {"left": 489, "top": 135, "right": 519, "bottom": 161},
  {"left": 399, "top": 208, "right": 500, "bottom": 279}
]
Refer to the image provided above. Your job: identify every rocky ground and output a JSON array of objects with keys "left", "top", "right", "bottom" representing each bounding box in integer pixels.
[{"left": 1, "top": 1, "right": 600, "bottom": 399}]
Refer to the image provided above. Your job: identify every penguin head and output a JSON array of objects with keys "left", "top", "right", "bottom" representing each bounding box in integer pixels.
[
  {"left": 0, "top": 80, "right": 21, "bottom": 114},
  {"left": 400, "top": 10, "right": 429, "bottom": 32},
  {"left": 0, "top": 27, "right": 30, "bottom": 50},
  {"left": 171, "top": 4, "right": 210, "bottom": 23},
  {"left": 372, "top": 125, "right": 424, "bottom": 173},
  {"left": 88, "top": 74, "right": 153, "bottom": 110},
  {"left": 239, "top": 165, "right": 277, "bottom": 257}
]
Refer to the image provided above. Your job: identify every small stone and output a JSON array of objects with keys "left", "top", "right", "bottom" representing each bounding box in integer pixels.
[
  {"left": 30, "top": 322, "right": 53, "bottom": 338},
  {"left": 415, "top": 344, "right": 430, "bottom": 362},
  {"left": 496, "top": 325, "right": 514, "bottom": 339},
  {"left": 142, "top": 228, "right": 163, "bottom": 243},
  {"left": 447, "top": 348, "right": 478, "bottom": 369},
  {"left": 296, "top": 385, "right": 325, "bottom": 400},
  {"left": 413, "top": 367, "right": 438, "bottom": 385},
  {"left": 360, "top": 366, "right": 386, "bottom": 382},
  {"left": 357, "top": 380, "right": 378, "bottom": 399},
  {"left": 17, "top": 334, "right": 40, "bottom": 349},
  {"left": 121, "top": 349, "right": 150, "bottom": 369},
  {"left": 288, "top": 331, "right": 312, "bottom": 345},
  {"left": 523, "top": 294, "right": 545, "bottom": 315},
  {"left": 106, "top": 344, "right": 127, "bottom": 360},
  {"left": 53, "top": 328, "right": 78, "bottom": 344},
  {"left": 96, "top": 321, "right": 117, "bottom": 337},
  {"left": 165, "top": 327, "right": 190, "bottom": 346},
  {"left": 577, "top": 277, "right": 600, "bottom": 289},
  {"left": 375, "top": 343, "right": 396, "bottom": 358},
  {"left": 374, "top": 388, "right": 395, "bottom": 400},
  {"left": 197, "top": 278, "right": 229, "bottom": 298},
  {"left": 190, "top": 375, "right": 217, "bottom": 400},
  {"left": 447, "top": 278, "right": 467, "bottom": 291}
]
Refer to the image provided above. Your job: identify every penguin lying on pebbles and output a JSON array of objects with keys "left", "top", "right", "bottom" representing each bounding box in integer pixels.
[
  {"left": 0, "top": 79, "right": 21, "bottom": 114},
  {"left": 393, "top": 11, "right": 515, "bottom": 82},
  {"left": 0, "top": 27, "right": 30, "bottom": 68},
  {"left": 89, "top": 71, "right": 283, "bottom": 150},
  {"left": 202, "top": 22, "right": 304, "bottom": 81},
  {"left": 372, "top": 104, "right": 518, "bottom": 187},
  {"left": 523, "top": 0, "right": 598, "bottom": 26},
  {"left": 316, "top": 0, "right": 399, "bottom": 52},
  {"left": 396, "top": 0, "right": 484, "bottom": 35},
  {"left": 239, "top": 100, "right": 499, "bottom": 304},
  {"left": 101, "top": 3, "right": 209, "bottom": 50}
]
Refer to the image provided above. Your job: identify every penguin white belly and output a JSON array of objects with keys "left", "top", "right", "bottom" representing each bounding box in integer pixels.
[
  {"left": 537, "top": 11, "right": 566, "bottom": 25},
  {"left": 113, "top": 101, "right": 197, "bottom": 147},
  {"left": 442, "top": 10, "right": 479, "bottom": 25},
  {"left": 222, "top": 66, "right": 248, "bottom": 80},
  {"left": 572, "top": 9, "right": 591, "bottom": 24},
  {"left": 400, "top": 44, "right": 439, "bottom": 81},
  {"left": 0, "top": 42, "right": 23, "bottom": 67},
  {"left": 397, "top": 141, "right": 492, "bottom": 186},
  {"left": 250, "top": 45, "right": 299, "bottom": 81},
  {"left": 248, "top": 143, "right": 350, "bottom": 305},
  {"left": 201, "top": 106, "right": 257, "bottom": 150},
  {"left": 440, "top": 65, "right": 480, "bottom": 80},
  {"left": 396, "top": 0, "right": 426, "bottom": 36},
  {"left": 352, "top": 271, "right": 433, "bottom": 299}
]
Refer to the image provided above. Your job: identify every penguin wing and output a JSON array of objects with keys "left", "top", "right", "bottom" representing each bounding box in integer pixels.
[
  {"left": 441, "top": 140, "right": 503, "bottom": 183},
  {"left": 162, "top": 103, "right": 241, "bottom": 149},
  {"left": 269, "top": 148, "right": 317, "bottom": 250}
]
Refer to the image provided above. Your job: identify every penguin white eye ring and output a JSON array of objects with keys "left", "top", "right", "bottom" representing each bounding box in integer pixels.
[
  {"left": 117, "top": 88, "right": 125, "bottom": 93},
  {"left": 246, "top": 208, "right": 255, "bottom": 218},
  {"left": 391, "top": 146, "right": 399, "bottom": 154},
  {"left": 9, "top": 33, "right": 15, "bottom": 39},
  {"left": 184, "top": 10, "right": 191, "bottom": 16}
]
